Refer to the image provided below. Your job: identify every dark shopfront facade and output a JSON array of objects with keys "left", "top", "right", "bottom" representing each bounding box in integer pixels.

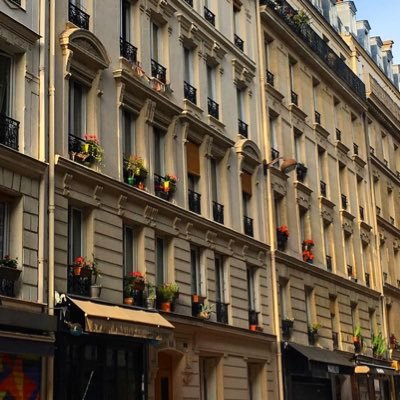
[{"left": 55, "top": 297, "right": 174, "bottom": 400}]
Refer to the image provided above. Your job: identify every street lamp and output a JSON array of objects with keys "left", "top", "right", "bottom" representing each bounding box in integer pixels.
[{"left": 263, "top": 157, "right": 298, "bottom": 175}]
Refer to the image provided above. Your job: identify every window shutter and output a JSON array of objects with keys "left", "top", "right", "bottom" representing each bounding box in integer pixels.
[
  {"left": 187, "top": 141, "right": 200, "bottom": 177},
  {"left": 241, "top": 171, "right": 252, "bottom": 196}
]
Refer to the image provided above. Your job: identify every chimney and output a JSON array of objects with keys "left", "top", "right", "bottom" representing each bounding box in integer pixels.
[
  {"left": 370, "top": 36, "right": 384, "bottom": 69},
  {"left": 381, "top": 40, "right": 394, "bottom": 80},
  {"left": 335, "top": 0, "right": 357, "bottom": 35},
  {"left": 356, "top": 20, "right": 371, "bottom": 54}
]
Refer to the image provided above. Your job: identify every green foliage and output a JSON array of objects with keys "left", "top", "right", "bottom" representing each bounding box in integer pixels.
[
  {"left": 309, "top": 323, "right": 321, "bottom": 334},
  {"left": 372, "top": 332, "right": 387, "bottom": 356},
  {"left": 293, "top": 10, "right": 310, "bottom": 27}
]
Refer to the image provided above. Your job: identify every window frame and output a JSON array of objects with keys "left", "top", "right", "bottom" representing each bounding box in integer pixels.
[
  {"left": 0, "top": 202, "right": 9, "bottom": 259},
  {"left": 68, "top": 80, "right": 87, "bottom": 139},
  {"left": 155, "top": 236, "right": 166, "bottom": 286},
  {"left": 68, "top": 207, "right": 84, "bottom": 264},
  {"left": 0, "top": 52, "right": 12, "bottom": 117},
  {"left": 123, "top": 225, "right": 136, "bottom": 276},
  {"left": 123, "top": 110, "right": 136, "bottom": 158},
  {"left": 190, "top": 245, "right": 202, "bottom": 296}
]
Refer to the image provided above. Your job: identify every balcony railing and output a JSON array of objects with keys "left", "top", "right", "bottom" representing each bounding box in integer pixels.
[
  {"left": 266, "top": 70, "right": 275, "bottom": 86},
  {"left": 238, "top": 119, "right": 248, "bottom": 137},
  {"left": 0, "top": 265, "right": 20, "bottom": 297},
  {"left": 120, "top": 37, "right": 137, "bottom": 64},
  {"left": 336, "top": 128, "right": 342, "bottom": 141},
  {"left": 320, "top": 180, "right": 327, "bottom": 197},
  {"left": 188, "top": 189, "right": 201, "bottom": 214},
  {"left": 259, "top": 0, "right": 366, "bottom": 100},
  {"left": 353, "top": 143, "right": 359, "bottom": 155},
  {"left": 249, "top": 309, "right": 259, "bottom": 326},
  {"left": 271, "top": 147, "right": 280, "bottom": 161},
  {"left": 359, "top": 206, "right": 364, "bottom": 221},
  {"left": 68, "top": 2, "right": 89, "bottom": 30},
  {"left": 207, "top": 97, "right": 219, "bottom": 119},
  {"left": 151, "top": 59, "right": 167, "bottom": 84},
  {"left": 67, "top": 264, "right": 91, "bottom": 297},
  {"left": 213, "top": 201, "right": 224, "bottom": 224},
  {"left": 326, "top": 255, "right": 332, "bottom": 271},
  {"left": 365, "top": 273, "right": 370, "bottom": 288},
  {"left": 290, "top": 90, "right": 298, "bottom": 106},
  {"left": 216, "top": 302, "right": 229, "bottom": 324},
  {"left": 314, "top": 110, "right": 321, "bottom": 124},
  {"left": 341, "top": 194, "right": 348, "bottom": 210},
  {"left": 204, "top": 6, "right": 215, "bottom": 25},
  {"left": 154, "top": 173, "right": 175, "bottom": 201},
  {"left": 0, "top": 113, "right": 19, "bottom": 150},
  {"left": 332, "top": 332, "right": 339, "bottom": 350},
  {"left": 68, "top": 133, "right": 85, "bottom": 156},
  {"left": 184, "top": 0, "right": 193, "bottom": 6},
  {"left": 184, "top": 81, "right": 197, "bottom": 104},
  {"left": 234, "top": 34, "right": 244, "bottom": 51},
  {"left": 296, "top": 163, "right": 307, "bottom": 182},
  {"left": 244, "top": 216, "right": 254, "bottom": 237}
]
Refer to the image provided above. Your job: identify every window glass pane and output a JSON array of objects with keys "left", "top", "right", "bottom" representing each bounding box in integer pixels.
[
  {"left": 121, "top": 0, "right": 130, "bottom": 40},
  {"left": 156, "top": 237, "right": 165, "bottom": 285},
  {"left": 0, "top": 54, "right": 11, "bottom": 115},
  {"left": 151, "top": 23, "right": 159, "bottom": 60},
  {"left": 0, "top": 203, "right": 7, "bottom": 259},
  {"left": 215, "top": 255, "right": 224, "bottom": 302},
  {"left": 154, "top": 128, "right": 165, "bottom": 175},
  {"left": 123, "top": 226, "right": 134, "bottom": 276},
  {"left": 123, "top": 111, "right": 135, "bottom": 157},
  {"left": 70, "top": 208, "right": 82, "bottom": 262},
  {"left": 210, "top": 159, "right": 218, "bottom": 202},
  {"left": 191, "top": 247, "right": 199, "bottom": 294},
  {"left": 184, "top": 48, "right": 191, "bottom": 83},
  {"left": 247, "top": 268, "right": 255, "bottom": 310},
  {"left": 207, "top": 66, "right": 215, "bottom": 99}
]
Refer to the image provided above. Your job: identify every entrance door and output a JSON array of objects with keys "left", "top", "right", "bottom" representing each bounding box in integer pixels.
[{"left": 155, "top": 352, "right": 173, "bottom": 400}]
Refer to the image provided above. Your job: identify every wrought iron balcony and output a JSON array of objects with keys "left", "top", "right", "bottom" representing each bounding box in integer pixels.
[
  {"left": 151, "top": 59, "right": 167, "bottom": 84},
  {"left": 67, "top": 264, "right": 91, "bottom": 297},
  {"left": 238, "top": 119, "right": 248, "bottom": 137},
  {"left": 326, "top": 255, "right": 332, "bottom": 271},
  {"left": 314, "top": 110, "right": 321, "bottom": 124},
  {"left": 207, "top": 97, "right": 219, "bottom": 119},
  {"left": 204, "top": 6, "right": 215, "bottom": 25},
  {"left": 266, "top": 70, "right": 274, "bottom": 86},
  {"left": 296, "top": 163, "right": 307, "bottom": 182},
  {"left": 365, "top": 272, "right": 370, "bottom": 288},
  {"left": 120, "top": 37, "right": 137, "bottom": 64},
  {"left": 154, "top": 173, "right": 175, "bottom": 201},
  {"left": 282, "top": 318, "right": 294, "bottom": 339},
  {"left": 320, "top": 180, "right": 327, "bottom": 197},
  {"left": 184, "top": 0, "right": 193, "bottom": 6},
  {"left": 188, "top": 189, "right": 201, "bottom": 214},
  {"left": 0, "top": 113, "right": 19, "bottom": 150},
  {"left": 341, "top": 194, "right": 348, "bottom": 210},
  {"left": 353, "top": 143, "right": 359, "bottom": 155},
  {"left": 213, "top": 201, "right": 224, "bottom": 224},
  {"left": 69, "top": 2, "right": 89, "bottom": 30},
  {"left": 259, "top": 0, "right": 366, "bottom": 100},
  {"left": 68, "top": 133, "right": 85, "bottom": 156},
  {"left": 290, "top": 90, "right": 298, "bottom": 106},
  {"left": 332, "top": 332, "right": 339, "bottom": 350},
  {"left": 184, "top": 81, "right": 197, "bottom": 104},
  {"left": 359, "top": 206, "right": 364, "bottom": 221},
  {"left": 234, "top": 34, "right": 244, "bottom": 51},
  {"left": 244, "top": 216, "right": 254, "bottom": 237},
  {"left": 0, "top": 266, "right": 20, "bottom": 297},
  {"left": 216, "top": 302, "right": 228, "bottom": 324},
  {"left": 249, "top": 309, "right": 259, "bottom": 325},
  {"left": 336, "top": 128, "right": 342, "bottom": 141}
]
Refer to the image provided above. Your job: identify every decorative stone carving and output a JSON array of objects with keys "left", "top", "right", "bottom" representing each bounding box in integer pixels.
[
  {"left": 117, "top": 195, "right": 127, "bottom": 216},
  {"left": 92, "top": 185, "right": 103, "bottom": 207},
  {"left": 342, "top": 220, "right": 354, "bottom": 235},
  {"left": 144, "top": 205, "right": 158, "bottom": 227},
  {"left": 62, "top": 173, "right": 74, "bottom": 196}
]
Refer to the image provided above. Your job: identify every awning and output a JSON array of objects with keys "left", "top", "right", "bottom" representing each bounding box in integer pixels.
[
  {"left": 70, "top": 298, "right": 174, "bottom": 341},
  {"left": 355, "top": 364, "right": 398, "bottom": 376}
]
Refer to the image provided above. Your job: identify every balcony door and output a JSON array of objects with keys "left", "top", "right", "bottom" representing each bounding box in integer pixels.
[
  {"left": 0, "top": 53, "right": 11, "bottom": 116},
  {"left": 155, "top": 352, "right": 173, "bottom": 400}
]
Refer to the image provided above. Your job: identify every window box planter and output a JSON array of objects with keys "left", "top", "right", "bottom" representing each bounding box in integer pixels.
[
  {"left": 302, "top": 240, "right": 315, "bottom": 263},
  {"left": 0, "top": 265, "right": 21, "bottom": 281},
  {"left": 308, "top": 323, "right": 321, "bottom": 345},
  {"left": 282, "top": 318, "right": 294, "bottom": 339},
  {"left": 277, "top": 226, "right": 289, "bottom": 251}
]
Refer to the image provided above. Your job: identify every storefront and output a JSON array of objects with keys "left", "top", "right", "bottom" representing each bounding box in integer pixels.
[
  {"left": 282, "top": 342, "right": 355, "bottom": 400},
  {"left": 54, "top": 297, "right": 174, "bottom": 400}
]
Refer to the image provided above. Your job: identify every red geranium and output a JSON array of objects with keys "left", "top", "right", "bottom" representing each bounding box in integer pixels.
[{"left": 278, "top": 225, "right": 289, "bottom": 237}]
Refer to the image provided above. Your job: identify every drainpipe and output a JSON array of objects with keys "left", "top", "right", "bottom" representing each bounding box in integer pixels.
[
  {"left": 46, "top": 0, "right": 56, "bottom": 397},
  {"left": 255, "top": 3, "right": 285, "bottom": 400}
]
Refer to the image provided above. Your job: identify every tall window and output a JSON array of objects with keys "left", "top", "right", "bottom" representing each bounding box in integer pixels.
[
  {"left": 0, "top": 202, "right": 9, "bottom": 259},
  {"left": 330, "top": 296, "right": 339, "bottom": 349},
  {"left": 0, "top": 54, "right": 11, "bottom": 116},
  {"left": 274, "top": 194, "right": 282, "bottom": 228},
  {"left": 207, "top": 65, "right": 216, "bottom": 100},
  {"left": 190, "top": 246, "right": 202, "bottom": 295},
  {"left": 305, "top": 287, "right": 313, "bottom": 328},
  {"left": 123, "top": 225, "right": 136, "bottom": 276},
  {"left": 279, "top": 279, "right": 289, "bottom": 319},
  {"left": 123, "top": 110, "right": 135, "bottom": 158},
  {"left": 248, "top": 363, "right": 263, "bottom": 400},
  {"left": 369, "top": 308, "right": 377, "bottom": 337},
  {"left": 155, "top": 237, "right": 166, "bottom": 285},
  {"left": 294, "top": 129, "right": 302, "bottom": 164},
  {"left": 269, "top": 115, "right": 278, "bottom": 150},
  {"left": 312, "top": 79, "right": 319, "bottom": 114},
  {"left": 264, "top": 38, "right": 271, "bottom": 71},
  {"left": 247, "top": 267, "right": 257, "bottom": 312},
  {"left": 154, "top": 128, "right": 165, "bottom": 175},
  {"left": 200, "top": 357, "right": 218, "bottom": 400},
  {"left": 210, "top": 158, "right": 219, "bottom": 203},
  {"left": 351, "top": 303, "right": 358, "bottom": 334},
  {"left": 215, "top": 253, "right": 225, "bottom": 303},
  {"left": 69, "top": 81, "right": 87, "bottom": 138},
  {"left": 237, "top": 89, "right": 245, "bottom": 122},
  {"left": 68, "top": 207, "right": 83, "bottom": 263},
  {"left": 184, "top": 47, "right": 193, "bottom": 85},
  {"left": 241, "top": 171, "right": 252, "bottom": 217},
  {"left": 288, "top": 57, "right": 296, "bottom": 93},
  {"left": 120, "top": 0, "right": 131, "bottom": 40},
  {"left": 151, "top": 22, "right": 160, "bottom": 62}
]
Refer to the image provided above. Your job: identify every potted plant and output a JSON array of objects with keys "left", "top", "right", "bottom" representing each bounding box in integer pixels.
[
  {"left": 125, "top": 155, "right": 148, "bottom": 188},
  {"left": 72, "top": 256, "right": 101, "bottom": 298},
  {"left": 0, "top": 256, "right": 20, "bottom": 281},
  {"left": 157, "top": 283, "right": 179, "bottom": 312},
  {"left": 372, "top": 332, "right": 387, "bottom": 358},
  {"left": 302, "top": 240, "right": 315, "bottom": 263},
  {"left": 146, "top": 283, "right": 157, "bottom": 309},
  {"left": 74, "top": 134, "right": 104, "bottom": 168},
  {"left": 308, "top": 323, "right": 321, "bottom": 345},
  {"left": 353, "top": 325, "right": 363, "bottom": 353},
  {"left": 282, "top": 317, "right": 294, "bottom": 339},
  {"left": 292, "top": 10, "right": 310, "bottom": 30},
  {"left": 249, "top": 309, "right": 259, "bottom": 331},
  {"left": 390, "top": 334, "right": 398, "bottom": 350},
  {"left": 198, "top": 303, "right": 215, "bottom": 320},
  {"left": 163, "top": 174, "right": 177, "bottom": 194},
  {"left": 277, "top": 226, "right": 289, "bottom": 251}
]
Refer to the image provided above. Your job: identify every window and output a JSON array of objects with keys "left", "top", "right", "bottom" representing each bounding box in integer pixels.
[
  {"left": 294, "top": 129, "right": 302, "bottom": 164},
  {"left": 369, "top": 309, "right": 377, "bottom": 337},
  {"left": 248, "top": 363, "right": 263, "bottom": 400},
  {"left": 154, "top": 128, "right": 165, "bottom": 175},
  {"left": 274, "top": 194, "right": 282, "bottom": 228},
  {"left": 69, "top": 81, "right": 87, "bottom": 138},
  {"left": 0, "top": 202, "right": 9, "bottom": 259},
  {"left": 155, "top": 237, "right": 166, "bottom": 285},
  {"left": 0, "top": 53, "right": 11, "bottom": 116},
  {"left": 289, "top": 57, "right": 297, "bottom": 93},
  {"left": 279, "top": 279, "right": 289, "bottom": 319},
  {"left": 190, "top": 246, "right": 202, "bottom": 295},
  {"left": 269, "top": 115, "right": 278, "bottom": 151},
  {"left": 237, "top": 89, "right": 246, "bottom": 122},
  {"left": 123, "top": 225, "right": 136, "bottom": 276},
  {"left": 120, "top": 0, "right": 131, "bottom": 41},
  {"left": 151, "top": 22, "right": 160, "bottom": 62},
  {"left": 123, "top": 110, "right": 135, "bottom": 157},
  {"left": 351, "top": 303, "right": 358, "bottom": 333},
  {"left": 215, "top": 254, "right": 225, "bottom": 303},
  {"left": 184, "top": 47, "right": 193, "bottom": 85},
  {"left": 207, "top": 65, "right": 216, "bottom": 100},
  {"left": 68, "top": 207, "right": 84, "bottom": 263},
  {"left": 305, "top": 287, "right": 313, "bottom": 328},
  {"left": 330, "top": 296, "right": 339, "bottom": 349},
  {"left": 200, "top": 357, "right": 218, "bottom": 400},
  {"left": 241, "top": 172, "right": 252, "bottom": 217},
  {"left": 312, "top": 79, "right": 320, "bottom": 116},
  {"left": 247, "top": 267, "right": 257, "bottom": 312}
]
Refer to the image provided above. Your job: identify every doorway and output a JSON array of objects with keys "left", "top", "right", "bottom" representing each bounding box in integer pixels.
[{"left": 155, "top": 352, "right": 173, "bottom": 400}]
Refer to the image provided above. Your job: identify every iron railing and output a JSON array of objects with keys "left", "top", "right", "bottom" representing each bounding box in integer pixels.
[
  {"left": 213, "top": 201, "right": 224, "bottom": 224},
  {"left": 290, "top": 90, "right": 298, "bottom": 105},
  {"left": 120, "top": 37, "right": 137, "bottom": 64},
  {"left": 341, "top": 194, "right": 348, "bottom": 210},
  {"left": 353, "top": 143, "right": 359, "bottom": 155},
  {"left": 0, "top": 113, "right": 19, "bottom": 150},
  {"left": 238, "top": 119, "right": 248, "bottom": 137},
  {"left": 320, "top": 180, "right": 327, "bottom": 197},
  {"left": 154, "top": 173, "right": 174, "bottom": 201},
  {"left": 67, "top": 265, "right": 91, "bottom": 297},
  {"left": 267, "top": 70, "right": 275, "bottom": 86},
  {"left": 204, "top": 6, "right": 215, "bottom": 25},
  {"left": 234, "top": 34, "right": 244, "bottom": 51},
  {"left": 259, "top": 0, "right": 366, "bottom": 100},
  {"left": 216, "top": 302, "right": 228, "bottom": 324},
  {"left": 188, "top": 189, "right": 201, "bottom": 214},
  {"left": 151, "top": 59, "right": 167, "bottom": 84},
  {"left": 282, "top": 318, "right": 294, "bottom": 339},
  {"left": 336, "top": 128, "right": 342, "bottom": 141},
  {"left": 184, "top": 0, "right": 193, "bottom": 6},
  {"left": 326, "top": 255, "right": 332, "bottom": 271},
  {"left": 208, "top": 97, "right": 219, "bottom": 119},
  {"left": 244, "top": 216, "right": 254, "bottom": 237},
  {"left": 359, "top": 206, "right": 364, "bottom": 221},
  {"left": 184, "top": 81, "right": 197, "bottom": 104},
  {"left": 296, "top": 163, "right": 307, "bottom": 182},
  {"left": 68, "top": 133, "right": 85, "bottom": 155},
  {"left": 314, "top": 110, "right": 321, "bottom": 124},
  {"left": 69, "top": 2, "right": 89, "bottom": 30}
]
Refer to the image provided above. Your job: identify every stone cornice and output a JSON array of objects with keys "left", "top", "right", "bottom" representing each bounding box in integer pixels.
[
  {"left": 377, "top": 215, "right": 400, "bottom": 239},
  {"left": 370, "top": 155, "right": 400, "bottom": 186}
]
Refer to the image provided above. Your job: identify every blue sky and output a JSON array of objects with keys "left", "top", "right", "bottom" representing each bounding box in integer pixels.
[{"left": 354, "top": 0, "right": 400, "bottom": 64}]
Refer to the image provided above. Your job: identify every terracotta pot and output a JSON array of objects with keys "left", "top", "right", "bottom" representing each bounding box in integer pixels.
[
  {"left": 124, "top": 297, "right": 134, "bottom": 305},
  {"left": 73, "top": 266, "right": 82, "bottom": 276},
  {"left": 161, "top": 302, "right": 171, "bottom": 312},
  {"left": 192, "top": 294, "right": 200, "bottom": 303},
  {"left": 353, "top": 336, "right": 360, "bottom": 343},
  {"left": 249, "top": 324, "right": 257, "bottom": 331}
]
